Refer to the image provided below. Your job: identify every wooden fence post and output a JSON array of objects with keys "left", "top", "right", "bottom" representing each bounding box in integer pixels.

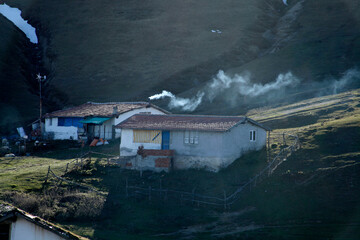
[
  {"left": 125, "top": 178, "right": 128, "bottom": 198},
  {"left": 267, "top": 131, "right": 271, "bottom": 162},
  {"left": 42, "top": 166, "right": 51, "bottom": 192},
  {"left": 160, "top": 179, "right": 162, "bottom": 199},
  {"left": 283, "top": 133, "right": 286, "bottom": 146},
  {"left": 249, "top": 178, "right": 252, "bottom": 192},
  {"left": 149, "top": 186, "right": 152, "bottom": 201},
  {"left": 65, "top": 163, "right": 69, "bottom": 174}
]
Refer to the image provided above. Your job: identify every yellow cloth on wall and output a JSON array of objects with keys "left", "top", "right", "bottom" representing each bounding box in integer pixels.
[{"left": 133, "top": 130, "right": 162, "bottom": 144}]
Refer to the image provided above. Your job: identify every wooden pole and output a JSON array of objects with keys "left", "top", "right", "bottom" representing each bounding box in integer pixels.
[
  {"left": 44, "top": 166, "right": 50, "bottom": 185},
  {"left": 65, "top": 163, "right": 69, "bottom": 174},
  {"left": 125, "top": 178, "right": 128, "bottom": 198},
  {"left": 160, "top": 179, "right": 162, "bottom": 199},
  {"left": 149, "top": 186, "right": 152, "bottom": 201},
  {"left": 42, "top": 166, "right": 51, "bottom": 193},
  {"left": 283, "top": 132, "right": 286, "bottom": 146},
  {"left": 267, "top": 131, "right": 271, "bottom": 162},
  {"left": 249, "top": 178, "right": 252, "bottom": 192}
]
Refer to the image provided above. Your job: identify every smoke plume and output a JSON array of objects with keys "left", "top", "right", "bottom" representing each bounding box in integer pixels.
[
  {"left": 330, "top": 69, "right": 360, "bottom": 94},
  {"left": 149, "top": 90, "right": 205, "bottom": 111},
  {"left": 149, "top": 70, "right": 300, "bottom": 111},
  {"left": 207, "top": 70, "right": 300, "bottom": 101}
]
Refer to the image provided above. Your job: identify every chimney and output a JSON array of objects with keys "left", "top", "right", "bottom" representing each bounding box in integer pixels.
[{"left": 113, "top": 106, "right": 118, "bottom": 115}]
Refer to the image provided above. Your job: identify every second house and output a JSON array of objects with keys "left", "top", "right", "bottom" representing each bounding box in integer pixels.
[{"left": 44, "top": 102, "right": 168, "bottom": 140}]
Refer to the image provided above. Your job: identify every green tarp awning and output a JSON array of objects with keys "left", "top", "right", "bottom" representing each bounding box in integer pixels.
[{"left": 79, "top": 117, "right": 111, "bottom": 124}]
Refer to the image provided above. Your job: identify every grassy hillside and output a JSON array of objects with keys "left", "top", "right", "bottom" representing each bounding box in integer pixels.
[
  {"left": 1, "top": 0, "right": 360, "bottom": 132},
  {"left": 0, "top": 89, "right": 359, "bottom": 239}
]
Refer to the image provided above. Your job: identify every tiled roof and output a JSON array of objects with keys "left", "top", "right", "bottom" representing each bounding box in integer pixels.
[
  {"left": 0, "top": 202, "right": 88, "bottom": 240},
  {"left": 116, "top": 114, "right": 268, "bottom": 132},
  {"left": 44, "top": 102, "right": 169, "bottom": 118}
]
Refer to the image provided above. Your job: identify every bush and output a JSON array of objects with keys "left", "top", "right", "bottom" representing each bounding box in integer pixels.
[{"left": 0, "top": 190, "right": 105, "bottom": 221}]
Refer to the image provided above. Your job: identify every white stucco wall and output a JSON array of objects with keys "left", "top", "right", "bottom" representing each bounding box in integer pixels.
[
  {"left": 120, "top": 129, "right": 162, "bottom": 156},
  {"left": 10, "top": 217, "right": 65, "bottom": 240},
  {"left": 114, "top": 107, "right": 166, "bottom": 139},
  {"left": 44, "top": 118, "right": 78, "bottom": 140}
]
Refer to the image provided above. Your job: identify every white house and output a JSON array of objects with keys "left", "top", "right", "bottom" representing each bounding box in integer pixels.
[
  {"left": 44, "top": 102, "right": 168, "bottom": 140},
  {"left": 116, "top": 114, "right": 271, "bottom": 172},
  {"left": 0, "top": 203, "right": 88, "bottom": 240}
]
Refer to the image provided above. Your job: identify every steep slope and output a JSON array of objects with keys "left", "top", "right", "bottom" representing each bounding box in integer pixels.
[{"left": 1, "top": 0, "right": 360, "bottom": 132}]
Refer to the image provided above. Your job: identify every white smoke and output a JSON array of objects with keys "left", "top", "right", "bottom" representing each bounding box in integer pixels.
[
  {"left": 330, "top": 69, "right": 360, "bottom": 94},
  {"left": 207, "top": 70, "right": 300, "bottom": 101},
  {"left": 149, "top": 90, "right": 204, "bottom": 111},
  {"left": 149, "top": 70, "right": 300, "bottom": 111}
]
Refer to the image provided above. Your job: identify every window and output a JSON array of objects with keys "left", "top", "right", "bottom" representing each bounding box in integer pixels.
[
  {"left": 250, "top": 130, "right": 256, "bottom": 142},
  {"left": 49, "top": 118, "right": 53, "bottom": 126},
  {"left": 58, "top": 118, "right": 65, "bottom": 126},
  {"left": 184, "top": 131, "right": 198, "bottom": 144}
]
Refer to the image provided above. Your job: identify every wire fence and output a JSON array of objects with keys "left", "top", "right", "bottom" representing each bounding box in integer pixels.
[
  {"left": 42, "top": 151, "right": 118, "bottom": 195},
  {"left": 124, "top": 132, "right": 300, "bottom": 209},
  {"left": 42, "top": 133, "right": 299, "bottom": 209}
]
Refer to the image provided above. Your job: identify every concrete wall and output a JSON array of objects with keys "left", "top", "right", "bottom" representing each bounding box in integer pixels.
[
  {"left": 124, "top": 155, "right": 171, "bottom": 172},
  {"left": 169, "top": 122, "right": 266, "bottom": 171},
  {"left": 10, "top": 217, "right": 65, "bottom": 240},
  {"left": 44, "top": 118, "right": 78, "bottom": 140},
  {"left": 221, "top": 122, "right": 267, "bottom": 159}
]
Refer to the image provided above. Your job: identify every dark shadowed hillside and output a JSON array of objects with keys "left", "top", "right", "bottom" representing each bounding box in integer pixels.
[{"left": 1, "top": 0, "right": 360, "bottom": 133}]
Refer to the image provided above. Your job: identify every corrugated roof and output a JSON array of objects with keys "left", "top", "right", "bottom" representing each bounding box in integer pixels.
[
  {"left": 116, "top": 114, "right": 269, "bottom": 132},
  {"left": 44, "top": 102, "right": 169, "bottom": 118}
]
